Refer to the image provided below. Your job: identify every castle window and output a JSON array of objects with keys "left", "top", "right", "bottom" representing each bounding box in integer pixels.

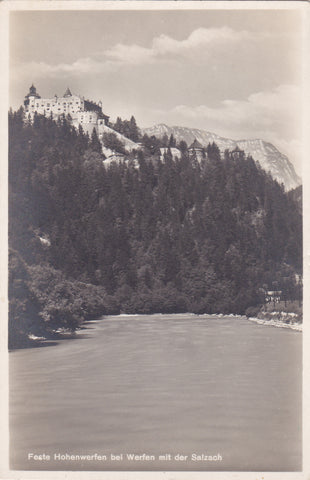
[{"left": 36, "top": 103, "right": 39, "bottom": 107}]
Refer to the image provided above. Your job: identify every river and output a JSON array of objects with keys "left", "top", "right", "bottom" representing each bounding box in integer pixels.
[{"left": 9, "top": 314, "right": 302, "bottom": 471}]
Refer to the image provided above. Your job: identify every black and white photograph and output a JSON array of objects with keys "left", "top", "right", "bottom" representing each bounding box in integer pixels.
[{"left": 2, "top": 1, "right": 308, "bottom": 477}]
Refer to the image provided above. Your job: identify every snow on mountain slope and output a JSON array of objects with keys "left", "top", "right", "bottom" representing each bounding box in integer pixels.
[{"left": 142, "top": 124, "right": 301, "bottom": 191}]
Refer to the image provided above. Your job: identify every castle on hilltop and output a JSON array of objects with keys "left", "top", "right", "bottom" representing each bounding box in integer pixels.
[{"left": 24, "top": 85, "right": 110, "bottom": 129}]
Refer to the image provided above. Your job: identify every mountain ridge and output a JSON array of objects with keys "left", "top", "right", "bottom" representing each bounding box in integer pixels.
[{"left": 141, "top": 124, "right": 301, "bottom": 191}]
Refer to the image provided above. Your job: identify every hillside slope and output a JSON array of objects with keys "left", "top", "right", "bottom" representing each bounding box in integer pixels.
[
  {"left": 9, "top": 110, "right": 302, "bottom": 346},
  {"left": 80, "top": 122, "right": 140, "bottom": 153},
  {"left": 142, "top": 124, "right": 301, "bottom": 191}
]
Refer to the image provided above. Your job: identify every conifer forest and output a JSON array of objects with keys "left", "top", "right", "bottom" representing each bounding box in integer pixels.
[{"left": 8, "top": 109, "right": 302, "bottom": 348}]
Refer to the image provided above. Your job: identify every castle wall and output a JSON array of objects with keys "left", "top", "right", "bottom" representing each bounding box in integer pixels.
[
  {"left": 76, "top": 110, "right": 99, "bottom": 125},
  {"left": 25, "top": 94, "right": 83, "bottom": 118},
  {"left": 74, "top": 122, "right": 99, "bottom": 137}
]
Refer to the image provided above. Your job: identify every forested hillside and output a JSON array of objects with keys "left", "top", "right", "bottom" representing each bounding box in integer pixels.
[
  {"left": 9, "top": 109, "right": 302, "bottom": 348},
  {"left": 142, "top": 123, "right": 301, "bottom": 191}
]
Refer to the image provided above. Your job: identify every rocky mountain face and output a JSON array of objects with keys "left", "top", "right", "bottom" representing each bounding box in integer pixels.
[{"left": 141, "top": 124, "right": 301, "bottom": 191}]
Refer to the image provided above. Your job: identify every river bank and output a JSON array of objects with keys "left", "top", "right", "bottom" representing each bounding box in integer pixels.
[
  {"left": 245, "top": 300, "right": 302, "bottom": 332},
  {"left": 248, "top": 315, "right": 302, "bottom": 331},
  {"left": 14, "top": 309, "right": 302, "bottom": 350}
]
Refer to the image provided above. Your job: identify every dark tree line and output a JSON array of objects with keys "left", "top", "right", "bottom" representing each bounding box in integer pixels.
[
  {"left": 9, "top": 108, "right": 302, "bottom": 347},
  {"left": 112, "top": 116, "right": 140, "bottom": 143}
]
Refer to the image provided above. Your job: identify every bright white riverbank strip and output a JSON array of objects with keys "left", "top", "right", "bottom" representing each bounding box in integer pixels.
[{"left": 248, "top": 316, "right": 302, "bottom": 331}]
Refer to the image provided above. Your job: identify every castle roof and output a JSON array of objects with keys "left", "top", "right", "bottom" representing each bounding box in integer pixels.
[
  {"left": 189, "top": 138, "right": 203, "bottom": 150},
  {"left": 63, "top": 87, "right": 72, "bottom": 97},
  {"left": 25, "top": 84, "right": 41, "bottom": 99}
]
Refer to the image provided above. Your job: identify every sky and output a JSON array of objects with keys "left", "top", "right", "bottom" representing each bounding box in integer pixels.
[{"left": 9, "top": 8, "right": 304, "bottom": 174}]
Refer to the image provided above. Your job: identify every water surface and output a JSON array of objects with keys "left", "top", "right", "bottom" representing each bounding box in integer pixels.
[{"left": 10, "top": 314, "right": 302, "bottom": 471}]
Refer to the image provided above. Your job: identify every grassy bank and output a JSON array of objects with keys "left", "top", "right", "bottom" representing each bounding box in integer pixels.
[{"left": 246, "top": 300, "right": 302, "bottom": 326}]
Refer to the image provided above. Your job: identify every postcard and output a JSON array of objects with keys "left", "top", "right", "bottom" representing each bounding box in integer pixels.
[{"left": 1, "top": 2, "right": 309, "bottom": 480}]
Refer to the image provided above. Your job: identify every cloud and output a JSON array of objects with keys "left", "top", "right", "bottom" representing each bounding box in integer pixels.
[
  {"left": 13, "top": 56, "right": 115, "bottom": 79},
  {"left": 153, "top": 27, "right": 251, "bottom": 54},
  {"left": 105, "top": 26, "right": 252, "bottom": 65},
  {"left": 151, "top": 84, "right": 302, "bottom": 172},
  {"left": 104, "top": 43, "right": 153, "bottom": 65},
  {"left": 14, "top": 26, "right": 258, "bottom": 77},
  {"left": 168, "top": 84, "right": 300, "bottom": 134}
]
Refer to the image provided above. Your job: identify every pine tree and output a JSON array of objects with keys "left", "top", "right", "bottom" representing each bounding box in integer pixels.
[
  {"left": 114, "top": 117, "right": 124, "bottom": 134},
  {"left": 129, "top": 116, "right": 139, "bottom": 142},
  {"left": 168, "top": 134, "right": 176, "bottom": 148},
  {"left": 90, "top": 128, "right": 102, "bottom": 153}
]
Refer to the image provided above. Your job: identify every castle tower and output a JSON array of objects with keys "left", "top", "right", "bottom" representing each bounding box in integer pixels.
[
  {"left": 28, "top": 84, "right": 40, "bottom": 98},
  {"left": 24, "top": 84, "right": 41, "bottom": 108},
  {"left": 189, "top": 138, "right": 205, "bottom": 162},
  {"left": 231, "top": 146, "right": 244, "bottom": 161}
]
